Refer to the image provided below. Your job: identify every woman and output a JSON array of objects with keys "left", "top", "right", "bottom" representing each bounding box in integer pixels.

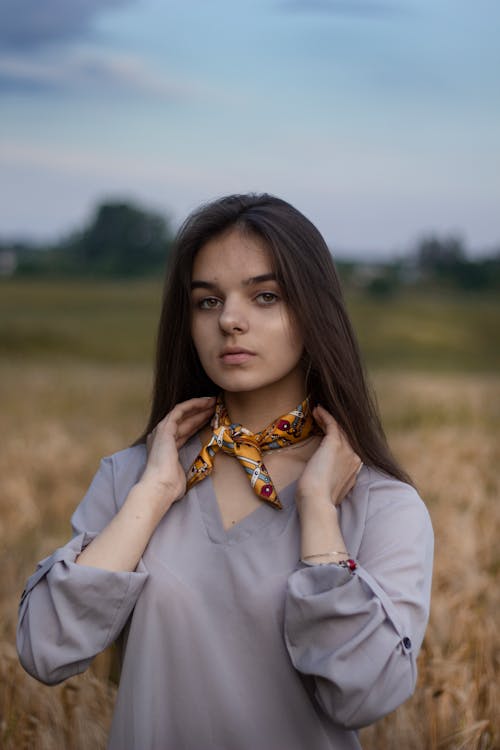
[{"left": 17, "top": 193, "right": 433, "bottom": 749}]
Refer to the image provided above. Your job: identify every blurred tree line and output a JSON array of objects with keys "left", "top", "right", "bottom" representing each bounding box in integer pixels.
[
  {"left": 1, "top": 199, "right": 499, "bottom": 293},
  {"left": 338, "top": 234, "right": 500, "bottom": 296},
  {"left": 1, "top": 201, "right": 173, "bottom": 278}
]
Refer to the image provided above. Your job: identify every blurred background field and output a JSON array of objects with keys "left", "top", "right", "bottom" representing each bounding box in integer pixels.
[
  {"left": 1, "top": 278, "right": 499, "bottom": 371},
  {"left": 1, "top": 280, "right": 499, "bottom": 749}
]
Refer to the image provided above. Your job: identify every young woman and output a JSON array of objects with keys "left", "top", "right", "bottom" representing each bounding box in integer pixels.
[{"left": 17, "top": 194, "right": 434, "bottom": 750}]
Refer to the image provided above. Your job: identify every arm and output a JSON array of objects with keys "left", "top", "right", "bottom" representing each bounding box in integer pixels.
[
  {"left": 16, "top": 455, "right": 150, "bottom": 685},
  {"left": 286, "top": 405, "right": 434, "bottom": 729},
  {"left": 76, "top": 396, "right": 215, "bottom": 571},
  {"left": 295, "top": 404, "right": 360, "bottom": 565},
  {"left": 17, "top": 397, "right": 216, "bottom": 685},
  {"left": 286, "top": 474, "right": 433, "bottom": 730}
]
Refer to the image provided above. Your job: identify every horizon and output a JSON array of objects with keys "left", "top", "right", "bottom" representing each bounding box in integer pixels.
[{"left": 2, "top": 195, "right": 497, "bottom": 263}]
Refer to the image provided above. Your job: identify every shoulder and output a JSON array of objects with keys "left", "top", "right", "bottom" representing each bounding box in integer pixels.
[
  {"left": 352, "top": 465, "right": 433, "bottom": 538},
  {"left": 106, "top": 443, "right": 148, "bottom": 473},
  {"left": 105, "top": 444, "right": 148, "bottom": 502},
  {"left": 71, "top": 444, "right": 148, "bottom": 534},
  {"left": 344, "top": 467, "right": 434, "bottom": 598},
  {"left": 90, "top": 444, "right": 148, "bottom": 491}
]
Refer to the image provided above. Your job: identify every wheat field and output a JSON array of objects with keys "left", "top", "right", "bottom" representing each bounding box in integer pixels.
[{"left": 0, "top": 362, "right": 498, "bottom": 749}]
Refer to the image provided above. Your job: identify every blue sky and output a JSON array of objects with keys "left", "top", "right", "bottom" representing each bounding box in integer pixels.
[{"left": 0, "top": 0, "right": 498, "bottom": 257}]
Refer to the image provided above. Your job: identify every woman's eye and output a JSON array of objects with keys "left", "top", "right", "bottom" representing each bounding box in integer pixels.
[
  {"left": 198, "top": 297, "right": 220, "bottom": 309},
  {"left": 256, "top": 292, "right": 278, "bottom": 304}
]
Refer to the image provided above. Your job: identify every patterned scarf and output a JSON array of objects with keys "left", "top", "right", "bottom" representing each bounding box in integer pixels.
[{"left": 186, "top": 394, "right": 321, "bottom": 509}]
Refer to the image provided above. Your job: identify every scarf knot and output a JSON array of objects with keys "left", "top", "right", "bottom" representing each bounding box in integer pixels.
[{"left": 186, "top": 394, "right": 321, "bottom": 509}]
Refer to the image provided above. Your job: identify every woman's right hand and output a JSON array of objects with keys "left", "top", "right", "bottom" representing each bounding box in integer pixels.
[
  {"left": 75, "top": 396, "right": 216, "bottom": 573},
  {"left": 140, "top": 396, "right": 216, "bottom": 511}
]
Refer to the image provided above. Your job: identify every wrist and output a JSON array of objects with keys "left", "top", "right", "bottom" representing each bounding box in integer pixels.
[
  {"left": 131, "top": 477, "right": 178, "bottom": 517},
  {"left": 296, "top": 492, "right": 337, "bottom": 518},
  {"left": 297, "top": 493, "right": 348, "bottom": 560},
  {"left": 139, "top": 467, "right": 182, "bottom": 497}
]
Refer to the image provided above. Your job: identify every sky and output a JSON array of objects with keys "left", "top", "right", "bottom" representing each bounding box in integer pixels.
[{"left": 0, "top": 0, "right": 499, "bottom": 258}]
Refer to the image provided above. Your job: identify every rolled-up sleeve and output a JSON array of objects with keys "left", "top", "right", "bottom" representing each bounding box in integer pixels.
[
  {"left": 284, "top": 478, "right": 433, "bottom": 729},
  {"left": 17, "top": 455, "right": 149, "bottom": 685}
]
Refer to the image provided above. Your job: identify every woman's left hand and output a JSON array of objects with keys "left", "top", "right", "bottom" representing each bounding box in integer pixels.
[{"left": 296, "top": 404, "right": 363, "bottom": 509}]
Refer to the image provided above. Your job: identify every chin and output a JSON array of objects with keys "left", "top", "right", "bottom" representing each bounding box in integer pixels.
[
  {"left": 213, "top": 371, "right": 299, "bottom": 395},
  {"left": 202, "top": 367, "right": 259, "bottom": 391},
  {"left": 200, "top": 355, "right": 305, "bottom": 395},
  {"left": 211, "top": 376, "right": 267, "bottom": 393}
]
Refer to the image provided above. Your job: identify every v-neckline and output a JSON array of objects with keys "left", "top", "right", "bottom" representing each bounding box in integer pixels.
[{"left": 184, "top": 434, "right": 298, "bottom": 545}]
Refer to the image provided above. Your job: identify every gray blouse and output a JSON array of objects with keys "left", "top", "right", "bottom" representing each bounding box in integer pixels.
[{"left": 17, "top": 434, "right": 433, "bottom": 750}]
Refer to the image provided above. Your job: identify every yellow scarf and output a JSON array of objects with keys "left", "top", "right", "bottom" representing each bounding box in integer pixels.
[{"left": 186, "top": 394, "right": 321, "bottom": 509}]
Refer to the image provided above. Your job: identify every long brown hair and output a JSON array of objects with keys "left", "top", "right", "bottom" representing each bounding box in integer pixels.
[{"left": 133, "top": 193, "right": 411, "bottom": 484}]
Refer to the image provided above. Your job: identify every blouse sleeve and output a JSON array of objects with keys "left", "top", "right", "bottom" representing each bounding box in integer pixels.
[
  {"left": 283, "top": 473, "right": 433, "bottom": 730},
  {"left": 16, "top": 455, "right": 149, "bottom": 686}
]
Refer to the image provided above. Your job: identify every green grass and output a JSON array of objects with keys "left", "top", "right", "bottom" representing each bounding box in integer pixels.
[
  {"left": 1, "top": 279, "right": 499, "bottom": 372},
  {"left": 0, "top": 279, "right": 162, "bottom": 364},
  {"left": 347, "top": 291, "right": 500, "bottom": 372}
]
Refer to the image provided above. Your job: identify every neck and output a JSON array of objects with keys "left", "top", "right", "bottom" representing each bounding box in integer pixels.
[{"left": 223, "top": 376, "right": 307, "bottom": 433}]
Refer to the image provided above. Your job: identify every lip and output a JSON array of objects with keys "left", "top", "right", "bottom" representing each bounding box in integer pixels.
[{"left": 220, "top": 347, "right": 256, "bottom": 365}]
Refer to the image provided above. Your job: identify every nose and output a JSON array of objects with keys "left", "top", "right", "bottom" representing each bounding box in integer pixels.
[{"left": 218, "top": 295, "right": 249, "bottom": 334}]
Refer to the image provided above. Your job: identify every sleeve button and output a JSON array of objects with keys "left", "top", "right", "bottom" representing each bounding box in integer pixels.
[{"left": 402, "top": 637, "right": 412, "bottom": 650}]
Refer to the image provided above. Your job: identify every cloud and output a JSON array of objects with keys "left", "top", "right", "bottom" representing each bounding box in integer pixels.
[
  {"left": 0, "top": 0, "right": 133, "bottom": 50},
  {"left": 0, "top": 140, "right": 180, "bottom": 182},
  {"left": 0, "top": 51, "right": 194, "bottom": 100},
  {"left": 279, "top": 0, "right": 403, "bottom": 17},
  {"left": 0, "top": 56, "right": 66, "bottom": 94}
]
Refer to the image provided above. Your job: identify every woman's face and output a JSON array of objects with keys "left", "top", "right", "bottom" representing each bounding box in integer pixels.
[{"left": 190, "top": 228, "right": 304, "bottom": 395}]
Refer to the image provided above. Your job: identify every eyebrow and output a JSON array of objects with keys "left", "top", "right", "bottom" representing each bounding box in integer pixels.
[{"left": 190, "top": 273, "right": 278, "bottom": 290}]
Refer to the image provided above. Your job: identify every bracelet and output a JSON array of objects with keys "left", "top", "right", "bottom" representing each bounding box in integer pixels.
[
  {"left": 338, "top": 558, "right": 357, "bottom": 572},
  {"left": 301, "top": 550, "right": 349, "bottom": 560},
  {"left": 300, "top": 553, "right": 358, "bottom": 573}
]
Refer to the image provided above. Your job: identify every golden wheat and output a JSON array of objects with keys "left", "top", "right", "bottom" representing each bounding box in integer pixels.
[{"left": 1, "top": 363, "right": 498, "bottom": 749}]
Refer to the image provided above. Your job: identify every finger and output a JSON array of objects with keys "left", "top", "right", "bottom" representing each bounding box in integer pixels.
[
  {"left": 315, "top": 405, "right": 358, "bottom": 452},
  {"left": 340, "top": 479, "right": 356, "bottom": 503},
  {"left": 342, "top": 459, "right": 363, "bottom": 493},
  {"left": 315, "top": 404, "right": 349, "bottom": 434},
  {"left": 176, "top": 422, "right": 208, "bottom": 449},
  {"left": 149, "top": 403, "right": 215, "bottom": 449},
  {"left": 158, "top": 408, "right": 215, "bottom": 449},
  {"left": 159, "top": 397, "right": 216, "bottom": 429},
  {"left": 174, "top": 408, "right": 215, "bottom": 446},
  {"left": 313, "top": 404, "right": 339, "bottom": 431},
  {"left": 175, "top": 396, "right": 216, "bottom": 414},
  {"left": 333, "top": 471, "right": 359, "bottom": 506}
]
